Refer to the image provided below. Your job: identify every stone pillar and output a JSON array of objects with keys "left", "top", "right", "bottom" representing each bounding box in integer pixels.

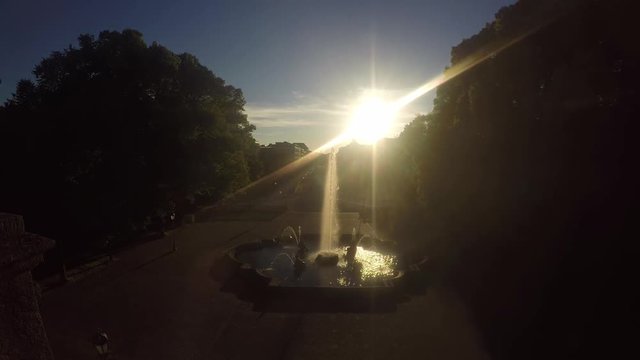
[{"left": 0, "top": 213, "right": 55, "bottom": 360}]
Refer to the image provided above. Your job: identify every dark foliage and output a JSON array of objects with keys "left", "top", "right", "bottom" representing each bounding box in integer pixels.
[
  {"left": 260, "top": 142, "right": 310, "bottom": 174},
  {"left": 386, "top": 0, "right": 637, "bottom": 358},
  {"left": 0, "top": 30, "right": 260, "bottom": 258}
]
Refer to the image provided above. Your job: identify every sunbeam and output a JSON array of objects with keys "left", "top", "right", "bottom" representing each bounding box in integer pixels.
[
  {"left": 216, "top": 18, "right": 549, "bottom": 207},
  {"left": 393, "top": 26, "right": 539, "bottom": 110}
]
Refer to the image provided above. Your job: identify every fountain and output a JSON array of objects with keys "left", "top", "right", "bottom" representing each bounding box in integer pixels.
[
  {"left": 320, "top": 147, "right": 339, "bottom": 250},
  {"left": 214, "top": 146, "right": 429, "bottom": 311},
  {"left": 279, "top": 225, "right": 302, "bottom": 245},
  {"left": 231, "top": 226, "right": 400, "bottom": 287}
]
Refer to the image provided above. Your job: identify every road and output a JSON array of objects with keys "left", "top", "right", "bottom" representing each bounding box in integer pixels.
[{"left": 40, "top": 163, "right": 489, "bottom": 360}]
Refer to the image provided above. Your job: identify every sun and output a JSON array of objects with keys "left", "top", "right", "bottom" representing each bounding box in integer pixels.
[{"left": 347, "top": 95, "right": 398, "bottom": 144}]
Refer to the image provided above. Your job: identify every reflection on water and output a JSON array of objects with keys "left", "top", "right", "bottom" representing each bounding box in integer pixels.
[
  {"left": 352, "top": 247, "right": 397, "bottom": 280},
  {"left": 235, "top": 244, "right": 398, "bottom": 287}
]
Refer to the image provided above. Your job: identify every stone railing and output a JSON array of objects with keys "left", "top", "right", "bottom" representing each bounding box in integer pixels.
[{"left": 0, "top": 213, "right": 55, "bottom": 360}]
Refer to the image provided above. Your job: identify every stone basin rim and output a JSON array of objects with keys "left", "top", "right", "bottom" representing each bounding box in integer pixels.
[{"left": 226, "top": 239, "right": 413, "bottom": 290}]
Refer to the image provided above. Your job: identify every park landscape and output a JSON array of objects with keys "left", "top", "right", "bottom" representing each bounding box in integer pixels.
[{"left": 0, "top": 0, "right": 636, "bottom": 359}]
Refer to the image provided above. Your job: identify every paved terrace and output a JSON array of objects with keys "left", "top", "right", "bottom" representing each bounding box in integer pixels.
[{"left": 40, "top": 209, "right": 488, "bottom": 360}]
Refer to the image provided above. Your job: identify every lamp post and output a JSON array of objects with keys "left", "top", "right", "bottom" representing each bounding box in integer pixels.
[{"left": 92, "top": 331, "right": 109, "bottom": 358}]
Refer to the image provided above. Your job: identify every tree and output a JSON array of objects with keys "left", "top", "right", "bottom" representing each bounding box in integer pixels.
[
  {"left": 259, "top": 142, "right": 310, "bottom": 174},
  {"left": 387, "top": 0, "right": 637, "bottom": 358},
  {"left": 0, "top": 29, "right": 260, "bottom": 254}
]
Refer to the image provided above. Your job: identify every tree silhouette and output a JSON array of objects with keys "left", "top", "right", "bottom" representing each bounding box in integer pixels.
[
  {"left": 385, "top": 0, "right": 637, "bottom": 358},
  {"left": 0, "top": 29, "right": 260, "bottom": 255}
]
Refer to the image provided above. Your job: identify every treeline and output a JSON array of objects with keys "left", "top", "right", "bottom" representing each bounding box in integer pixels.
[
  {"left": 0, "top": 30, "right": 266, "bottom": 258},
  {"left": 260, "top": 141, "right": 310, "bottom": 174},
  {"left": 382, "top": 0, "right": 636, "bottom": 358}
]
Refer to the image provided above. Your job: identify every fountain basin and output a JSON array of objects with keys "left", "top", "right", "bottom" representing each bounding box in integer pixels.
[
  {"left": 229, "top": 234, "right": 402, "bottom": 288},
  {"left": 211, "top": 230, "right": 431, "bottom": 312}
]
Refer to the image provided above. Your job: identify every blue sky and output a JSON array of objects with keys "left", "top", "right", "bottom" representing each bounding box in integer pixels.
[{"left": 0, "top": 0, "right": 515, "bottom": 149}]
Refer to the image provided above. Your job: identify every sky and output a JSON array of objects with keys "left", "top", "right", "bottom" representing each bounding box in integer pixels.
[{"left": 0, "top": 0, "right": 515, "bottom": 149}]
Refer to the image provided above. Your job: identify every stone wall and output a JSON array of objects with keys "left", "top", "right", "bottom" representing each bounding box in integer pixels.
[{"left": 0, "top": 213, "right": 55, "bottom": 360}]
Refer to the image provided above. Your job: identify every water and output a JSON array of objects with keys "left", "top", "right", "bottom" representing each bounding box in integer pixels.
[
  {"left": 320, "top": 147, "right": 339, "bottom": 250},
  {"left": 235, "top": 244, "right": 398, "bottom": 287},
  {"left": 279, "top": 226, "right": 300, "bottom": 245}
]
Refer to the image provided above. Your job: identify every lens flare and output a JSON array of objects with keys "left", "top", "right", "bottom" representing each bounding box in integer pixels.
[
  {"left": 347, "top": 95, "right": 398, "bottom": 144},
  {"left": 218, "top": 19, "right": 549, "bottom": 205}
]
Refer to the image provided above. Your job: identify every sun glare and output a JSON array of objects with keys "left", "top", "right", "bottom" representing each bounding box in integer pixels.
[{"left": 347, "top": 95, "right": 398, "bottom": 145}]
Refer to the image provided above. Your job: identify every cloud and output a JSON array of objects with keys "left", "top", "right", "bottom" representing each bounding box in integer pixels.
[
  {"left": 291, "top": 90, "right": 307, "bottom": 100},
  {"left": 244, "top": 118, "right": 319, "bottom": 127},
  {"left": 247, "top": 97, "right": 430, "bottom": 129},
  {"left": 245, "top": 88, "right": 434, "bottom": 148},
  {"left": 245, "top": 96, "right": 349, "bottom": 129}
]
